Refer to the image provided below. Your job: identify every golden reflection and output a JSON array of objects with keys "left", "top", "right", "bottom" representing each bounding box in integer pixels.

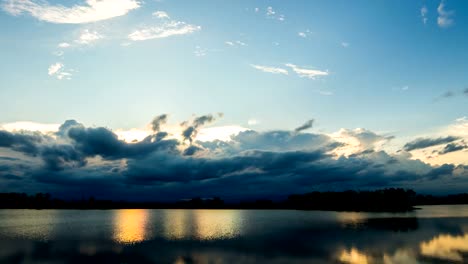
[
  {"left": 339, "top": 248, "right": 369, "bottom": 264},
  {"left": 113, "top": 209, "right": 149, "bottom": 244},
  {"left": 420, "top": 233, "right": 468, "bottom": 261},
  {"left": 163, "top": 210, "right": 188, "bottom": 240},
  {"left": 193, "top": 210, "right": 241, "bottom": 241},
  {"left": 337, "top": 212, "right": 366, "bottom": 228}
]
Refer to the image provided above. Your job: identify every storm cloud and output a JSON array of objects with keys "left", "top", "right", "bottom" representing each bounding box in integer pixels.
[
  {"left": 403, "top": 136, "right": 460, "bottom": 151},
  {"left": 0, "top": 115, "right": 467, "bottom": 201}
]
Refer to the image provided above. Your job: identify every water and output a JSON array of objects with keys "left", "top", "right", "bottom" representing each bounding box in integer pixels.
[{"left": 1, "top": 206, "right": 468, "bottom": 263}]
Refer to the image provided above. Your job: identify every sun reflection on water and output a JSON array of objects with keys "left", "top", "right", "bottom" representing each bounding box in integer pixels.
[
  {"left": 193, "top": 210, "right": 242, "bottom": 241},
  {"left": 113, "top": 209, "right": 149, "bottom": 244},
  {"left": 338, "top": 248, "right": 369, "bottom": 264},
  {"left": 420, "top": 233, "right": 468, "bottom": 261},
  {"left": 163, "top": 209, "right": 189, "bottom": 240}
]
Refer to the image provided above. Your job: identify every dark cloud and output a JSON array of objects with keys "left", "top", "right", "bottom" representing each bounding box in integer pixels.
[
  {"left": 0, "top": 130, "right": 45, "bottom": 155},
  {"left": 0, "top": 116, "right": 467, "bottom": 200},
  {"left": 439, "top": 142, "right": 467, "bottom": 155},
  {"left": 403, "top": 136, "right": 460, "bottom": 151},
  {"left": 464, "top": 88, "right": 468, "bottom": 96},
  {"left": 294, "top": 119, "right": 314, "bottom": 133},
  {"left": 151, "top": 114, "right": 168, "bottom": 132},
  {"left": 182, "top": 114, "right": 221, "bottom": 144}
]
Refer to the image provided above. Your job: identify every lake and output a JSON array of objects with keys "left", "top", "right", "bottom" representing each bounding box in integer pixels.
[{"left": 1, "top": 206, "right": 468, "bottom": 263}]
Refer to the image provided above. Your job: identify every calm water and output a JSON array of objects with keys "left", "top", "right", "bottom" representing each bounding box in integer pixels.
[{"left": 1, "top": 206, "right": 468, "bottom": 263}]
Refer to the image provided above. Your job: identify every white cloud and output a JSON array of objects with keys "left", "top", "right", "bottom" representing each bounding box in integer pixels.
[
  {"left": 128, "top": 21, "right": 201, "bottom": 41},
  {"left": 48, "top": 62, "right": 72, "bottom": 80},
  {"left": 251, "top": 64, "right": 288, "bottom": 75},
  {"left": 1, "top": 121, "right": 60, "bottom": 133},
  {"left": 153, "top": 10, "right": 169, "bottom": 19},
  {"left": 75, "top": 29, "right": 103, "bottom": 45},
  {"left": 266, "top": 6, "right": 275, "bottom": 16},
  {"left": 225, "top": 40, "right": 247, "bottom": 47},
  {"left": 341, "top": 42, "right": 350, "bottom": 48},
  {"left": 48, "top": 62, "right": 62, "bottom": 76},
  {"left": 58, "top": 42, "right": 70, "bottom": 48},
  {"left": 254, "top": 7, "right": 259, "bottom": 13},
  {"left": 265, "top": 6, "right": 284, "bottom": 21},
  {"left": 2, "top": 0, "right": 140, "bottom": 24},
  {"left": 247, "top": 119, "right": 259, "bottom": 126},
  {"left": 421, "top": 5, "right": 428, "bottom": 24},
  {"left": 437, "top": 1, "right": 454, "bottom": 28},
  {"left": 285, "top": 63, "right": 329, "bottom": 79},
  {"left": 298, "top": 30, "right": 311, "bottom": 38}
]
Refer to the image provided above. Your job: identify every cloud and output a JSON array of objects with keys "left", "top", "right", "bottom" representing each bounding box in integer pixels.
[
  {"left": 247, "top": 119, "right": 258, "bottom": 126},
  {"left": 181, "top": 114, "right": 221, "bottom": 144},
  {"left": 2, "top": 0, "right": 140, "bottom": 24},
  {"left": 298, "top": 30, "right": 311, "bottom": 38},
  {"left": 464, "top": 88, "right": 468, "bottom": 96},
  {"left": 421, "top": 5, "right": 428, "bottom": 24},
  {"left": 266, "top": 6, "right": 284, "bottom": 21},
  {"left": 1, "top": 115, "right": 467, "bottom": 200},
  {"left": 151, "top": 114, "right": 168, "bottom": 132},
  {"left": 295, "top": 120, "right": 314, "bottom": 133},
  {"left": 437, "top": 1, "right": 454, "bottom": 28},
  {"left": 58, "top": 42, "right": 70, "bottom": 48},
  {"left": 439, "top": 142, "right": 467, "bottom": 155},
  {"left": 403, "top": 136, "right": 460, "bottom": 151},
  {"left": 75, "top": 29, "right": 103, "bottom": 45},
  {"left": 153, "top": 10, "right": 169, "bottom": 19},
  {"left": 225, "top": 40, "right": 247, "bottom": 47},
  {"left": 47, "top": 62, "right": 72, "bottom": 80},
  {"left": 341, "top": 42, "right": 350, "bottom": 48},
  {"left": 285, "top": 63, "right": 329, "bottom": 79},
  {"left": 251, "top": 64, "right": 288, "bottom": 75},
  {"left": 128, "top": 21, "right": 201, "bottom": 41}
]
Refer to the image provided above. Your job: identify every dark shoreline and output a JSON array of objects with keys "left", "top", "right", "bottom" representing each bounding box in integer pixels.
[{"left": 2, "top": 188, "right": 468, "bottom": 212}]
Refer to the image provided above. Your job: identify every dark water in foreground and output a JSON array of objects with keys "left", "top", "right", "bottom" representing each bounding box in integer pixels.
[{"left": 1, "top": 206, "right": 468, "bottom": 263}]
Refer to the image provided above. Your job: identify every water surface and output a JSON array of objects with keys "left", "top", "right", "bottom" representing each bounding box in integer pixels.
[{"left": 1, "top": 206, "right": 468, "bottom": 263}]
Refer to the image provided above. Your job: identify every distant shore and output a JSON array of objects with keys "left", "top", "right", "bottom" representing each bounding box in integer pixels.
[{"left": 2, "top": 189, "right": 468, "bottom": 212}]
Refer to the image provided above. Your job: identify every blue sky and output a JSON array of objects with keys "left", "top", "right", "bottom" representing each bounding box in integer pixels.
[
  {"left": 1, "top": 0, "right": 466, "bottom": 132},
  {"left": 0, "top": 0, "right": 467, "bottom": 199}
]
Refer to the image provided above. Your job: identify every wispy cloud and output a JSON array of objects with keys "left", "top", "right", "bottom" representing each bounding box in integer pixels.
[
  {"left": 341, "top": 42, "right": 350, "bottom": 48},
  {"left": 152, "top": 10, "right": 169, "bottom": 19},
  {"left": 2, "top": 0, "right": 140, "bottom": 24},
  {"left": 48, "top": 62, "right": 72, "bottom": 80},
  {"left": 129, "top": 21, "right": 201, "bottom": 41},
  {"left": 437, "top": 1, "right": 454, "bottom": 28},
  {"left": 285, "top": 63, "right": 329, "bottom": 79},
  {"left": 266, "top": 6, "right": 285, "bottom": 21},
  {"left": 57, "top": 42, "right": 70, "bottom": 48},
  {"left": 298, "top": 30, "right": 312, "bottom": 38},
  {"left": 75, "top": 29, "right": 103, "bottom": 45},
  {"left": 225, "top": 40, "right": 247, "bottom": 47},
  {"left": 251, "top": 64, "right": 288, "bottom": 75},
  {"left": 421, "top": 5, "right": 428, "bottom": 24}
]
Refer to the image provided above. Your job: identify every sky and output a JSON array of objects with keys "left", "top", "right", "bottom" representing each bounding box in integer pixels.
[{"left": 0, "top": 0, "right": 467, "bottom": 200}]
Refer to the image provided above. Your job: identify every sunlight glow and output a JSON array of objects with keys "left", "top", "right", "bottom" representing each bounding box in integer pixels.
[
  {"left": 420, "top": 233, "right": 468, "bottom": 261},
  {"left": 113, "top": 209, "right": 149, "bottom": 244}
]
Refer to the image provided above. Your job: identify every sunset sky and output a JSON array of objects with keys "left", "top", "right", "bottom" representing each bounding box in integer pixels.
[{"left": 0, "top": 0, "right": 467, "bottom": 200}]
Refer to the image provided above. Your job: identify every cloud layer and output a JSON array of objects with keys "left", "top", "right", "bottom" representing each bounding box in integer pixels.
[
  {"left": 2, "top": 0, "right": 140, "bottom": 24},
  {"left": 1, "top": 115, "right": 467, "bottom": 201}
]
